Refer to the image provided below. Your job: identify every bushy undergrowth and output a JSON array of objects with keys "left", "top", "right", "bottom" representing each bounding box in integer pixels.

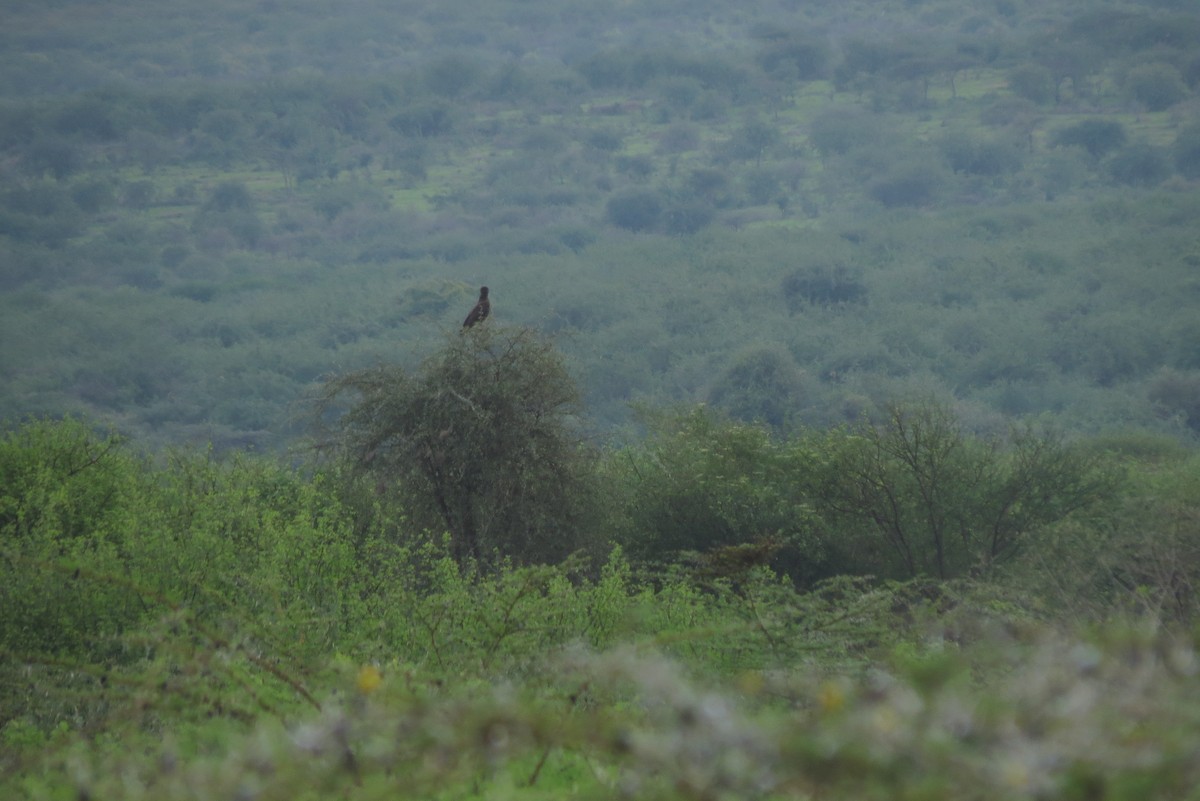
[{"left": 3, "top": 417, "right": 1200, "bottom": 799}]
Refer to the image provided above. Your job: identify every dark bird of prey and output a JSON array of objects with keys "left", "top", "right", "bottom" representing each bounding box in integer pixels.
[{"left": 462, "top": 286, "right": 490, "bottom": 328}]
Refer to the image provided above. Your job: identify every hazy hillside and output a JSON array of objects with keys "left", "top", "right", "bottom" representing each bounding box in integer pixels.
[{"left": 2, "top": 0, "right": 1200, "bottom": 449}]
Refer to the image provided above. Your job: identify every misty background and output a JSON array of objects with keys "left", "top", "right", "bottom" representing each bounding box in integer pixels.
[{"left": 2, "top": 0, "right": 1199, "bottom": 451}]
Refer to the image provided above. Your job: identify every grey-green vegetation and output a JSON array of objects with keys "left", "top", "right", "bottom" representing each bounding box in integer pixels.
[{"left": 3, "top": 0, "right": 1200, "bottom": 798}]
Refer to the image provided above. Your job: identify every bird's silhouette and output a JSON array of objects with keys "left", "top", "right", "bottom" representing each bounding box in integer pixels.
[{"left": 462, "top": 286, "right": 490, "bottom": 328}]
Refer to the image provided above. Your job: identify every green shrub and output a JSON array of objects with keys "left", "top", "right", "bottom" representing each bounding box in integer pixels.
[
  {"left": 614, "top": 407, "right": 826, "bottom": 584},
  {"left": 809, "top": 400, "right": 1119, "bottom": 579},
  {"left": 316, "top": 327, "right": 602, "bottom": 569}
]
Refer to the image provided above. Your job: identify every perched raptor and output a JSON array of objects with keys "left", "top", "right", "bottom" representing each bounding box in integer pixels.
[{"left": 462, "top": 286, "right": 490, "bottom": 328}]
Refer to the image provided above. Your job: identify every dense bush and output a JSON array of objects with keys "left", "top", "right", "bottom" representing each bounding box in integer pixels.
[
  {"left": 707, "top": 344, "right": 810, "bottom": 428},
  {"left": 809, "top": 401, "right": 1120, "bottom": 580},
  {"left": 781, "top": 262, "right": 868, "bottom": 307},
  {"left": 1173, "top": 123, "right": 1200, "bottom": 179},
  {"left": 316, "top": 326, "right": 602, "bottom": 569},
  {"left": 869, "top": 162, "right": 946, "bottom": 207},
  {"left": 605, "top": 188, "right": 664, "bottom": 232},
  {"left": 1051, "top": 120, "right": 1127, "bottom": 161},
  {"left": 1007, "top": 62, "right": 1056, "bottom": 104},
  {"left": 939, "top": 131, "right": 1022, "bottom": 176},
  {"left": 1124, "top": 62, "right": 1189, "bottom": 111},
  {"left": 1106, "top": 142, "right": 1171, "bottom": 186},
  {"left": 0, "top": 404, "right": 1198, "bottom": 800}
]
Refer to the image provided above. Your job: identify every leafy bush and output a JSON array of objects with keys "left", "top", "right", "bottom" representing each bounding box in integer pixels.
[
  {"left": 613, "top": 407, "right": 826, "bottom": 583},
  {"left": 1013, "top": 451, "right": 1200, "bottom": 623},
  {"left": 316, "top": 326, "right": 601, "bottom": 569},
  {"left": 0, "top": 419, "right": 144, "bottom": 657},
  {"left": 810, "top": 400, "right": 1119, "bottom": 579}
]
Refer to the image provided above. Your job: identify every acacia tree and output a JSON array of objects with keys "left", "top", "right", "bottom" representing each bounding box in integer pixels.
[
  {"left": 815, "top": 401, "right": 1118, "bottom": 580},
  {"left": 317, "top": 326, "right": 598, "bottom": 570}
]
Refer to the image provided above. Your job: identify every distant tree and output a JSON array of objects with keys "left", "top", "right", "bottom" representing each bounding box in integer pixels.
[
  {"left": 388, "top": 101, "right": 455, "bottom": 138},
  {"left": 197, "top": 108, "right": 245, "bottom": 142},
  {"left": 782, "top": 263, "right": 867, "bottom": 308},
  {"left": 708, "top": 344, "right": 809, "bottom": 429},
  {"left": 1186, "top": 54, "right": 1200, "bottom": 89},
  {"left": 614, "top": 154, "right": 655, "bottom": 180},
  {"left": 869, "top": 162, "right": 946, "bottom": 208},
  {"left": 657, "top": 121, "right": 701, "bottom": 154},
  {"left": 662, "top": 200, "right": 714, "bottom": 236},
  {"left": 52, "top": 95, "right": 122, "bottom": 141},
  {"left": 192, "top": 109, "right": 246, "bottom": 165},
  {"left": 743, "top": 167, "right": 783, "bottom": 205},
  {"left": 758, "top": 33, "right": 830, "bottom": 81},
  {"left": 575, "top": 50, "right": 633, "bottom": 90},
  {"left": 0, "top": 181, "right": 84, "bottom": 246},
  {"left": 606, "top": 189, "right": 663, "bottom": 232},
  {"left": 24, "top": 137, "right": 81, "bottom": 180},
  {"left": 70, "top": 178, "right": 116, "bottom": 214},
  {"left": 203, "top": 180, "right": 254, "bottom": 213},
  {"left": 808, "top": 107, "right": 882, "bottom": 156},
  {"left": 1173, "top": 123, "right": 1200, "bottom": 179},
  {"left": 1125, "top": 63, "right": 1188, "bottom": 111},
  {"left": 654, "top": 76, "right": 704, "bottom": 113},
  {"left": 317, "top": 327, "right": 598, "bottom": 570},
  {"left": 1033, "top": 38, "right": 1101, "bottom": 103},
  {"left": 1066, "top": 8, "right": 1200, "bottom": 54},
  {"left": 1051, "top": 120, "right": 1127, "bottom": 160},
  {"left": 423, "top": 54, "right": 483, "bottom": 99},
  {"left": 482, "top": 62, "right": 535, "bottom": 103},
  {"left": 939, "top": 132, "right": 1022, "bottom": 176},
  {"left": 121, "top": 180, "right": 158, "bottom": 209},
  {"left": 722, "top": 117, "right": 779, "bottom": 164},
  {"left": 1106, "top": 143, "right": 1171, "bottom": 187},
  {"left": 685, "top": 167, "right": 730, "bottom": 202},
  {"left": 1007, "top": 63, "right": 1055, "bottom": 105},
  {"left": 193, "top": 180, "right": 261, "bottom": 247},
  {"left": 1148, "top": 368, "right": 1200, "bottom": 431},
  {"left": 585, "top": 127, "right": 624, "bottom": 153}
]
